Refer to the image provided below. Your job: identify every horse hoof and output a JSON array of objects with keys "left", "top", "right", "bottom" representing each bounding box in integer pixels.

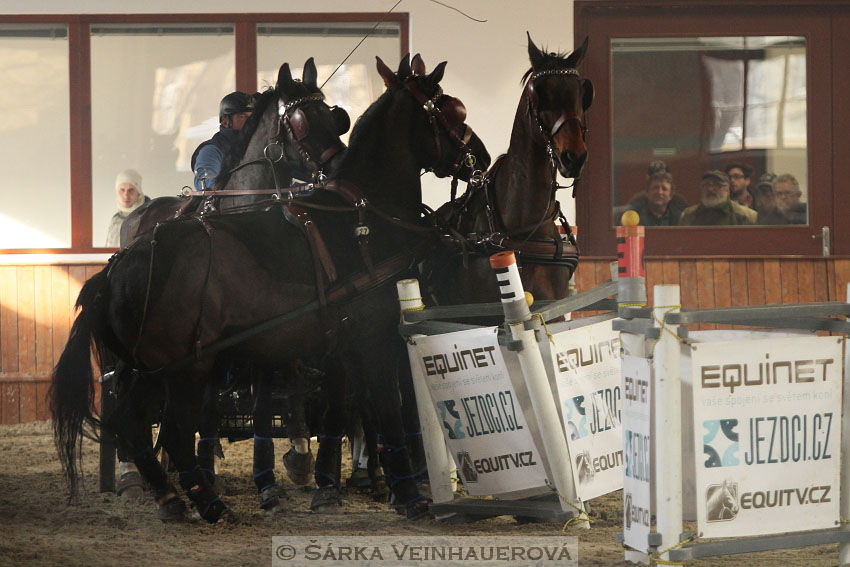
[
  {"left": 404, "top": 496, "right": 432, "bottom": 520},
  {"left": 116, "top": 471, "right": 145, "bottom": 500},
  {"left": 371, "top": 476, "right": 390, "bottom": 502},
  {"left": 215, "top": 508, "right": 238, "bottom": 525},
  {"left": 259, "top": 483, "right": 286, "bottom": 512},
  {"left": 310, "top": 486, "right": 343, "bottom": 513},
  {"left": 345, "top": 468, "right": 371, "bottom": 490},
  {"left": 283, "top": 447, "right": 314, "bottom": 485},
  {"left": 157, "top": 497, "right": 187, "bottom": 522}
]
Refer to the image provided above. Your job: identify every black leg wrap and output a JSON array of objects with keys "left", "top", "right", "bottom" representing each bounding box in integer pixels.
[
  {"left": 314, "top": 435, "right": 342, "bottom": 489},
  {"left": 196, "top": 438, "right": 218, "bottom": 486},
  {"left": 179, "top": 467, "right": 229, "bottom": 524},
  {"left": 253, "top": 436, "right": 276, "bottom": 492},
  {"left": 381, "top": 443, "right": 421, "bottom": 505},
  {"left": 134, "top": 449, "right": 169, "bottom": 493}
]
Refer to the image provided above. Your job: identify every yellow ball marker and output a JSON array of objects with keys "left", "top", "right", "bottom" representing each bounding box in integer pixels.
[
  {"left": 525, "top": 291, "right": 534, "bottom": 306},
  {"left": 620, "top": 209, "right": 640, "bottom": 227}
]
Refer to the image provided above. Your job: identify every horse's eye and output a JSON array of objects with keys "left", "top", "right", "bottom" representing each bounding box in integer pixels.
[{"left": 438, "top": 96, "right": 467, "bottom": 129}]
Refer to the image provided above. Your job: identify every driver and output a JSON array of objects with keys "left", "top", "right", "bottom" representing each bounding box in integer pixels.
[{"left": 191, "top": 91, "right": 255, "bottom": 190}]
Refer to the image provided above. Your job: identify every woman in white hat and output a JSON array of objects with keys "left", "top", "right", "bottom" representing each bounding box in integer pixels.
[{"left": 105, "top": 168, "right": 149, "bottom": 247}]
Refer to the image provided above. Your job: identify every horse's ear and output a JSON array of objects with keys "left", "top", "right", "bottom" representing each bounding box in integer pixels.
[
  {"left": 376, "top": 56, "right": 398, "bottom": 88},
  {"left": 424, "top": 61, "right": 447, "bottom": 93},
  {"left": 527, "top": 31, "right": 547, "bottom": 69},
  {"left": 581, "top": 78, "right": 594, "bottom": 110},
  {"left": 302, "top": 57, "right": 318, "bottom": 89},
  {"left": 566, "top": 36, "right": 590, "bottom": 68},
  {"left": 397, "top": 53, "right": 412, "bottom": 80},
  {"left": 278, "top": 63, "right": 294, "bottom": 90},
  {"left": 411, "top": 53, "right": 426, "bottom": 75}
]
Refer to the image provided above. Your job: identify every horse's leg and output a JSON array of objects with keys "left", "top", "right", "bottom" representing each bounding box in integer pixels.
[
  {"left": 310, "top": 359, "right": 346, "bottom": 513},
  {"left": 160, "top": 373, "right": 234, "bottom": 524},
  {"left": 252, "top": 366, "right": 285, "bottom": 511},
  {"left": 397, "top": 356, "right": 428, "bottom": 489},
  {"left": 197, "top": 362, "right": 224, "bottom": 493},
  {"left": 358, "top": 403, "right": 389, "bottom": 501},
  {"left": 282, "top": 360, "right": 314, "bottom": 485},
  {"left": 104, "top": 367, "right": 185, "bottom": 520},
  {"left": 355, "top": 337, "right": 429, "bottom": 519}
]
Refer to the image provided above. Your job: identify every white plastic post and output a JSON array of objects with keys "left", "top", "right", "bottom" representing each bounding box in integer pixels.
[
  {"left": 396, "top": 279, "right": 454, "bottom": 509},
  {"left": 840, "top": 283, "right": 850, "bottom": 566},
  {"left": 653, "top": 284, "right": 683, "bottom": 560},
  {"left": 489, "top": 251, "right": 588, "bottom": 528}
]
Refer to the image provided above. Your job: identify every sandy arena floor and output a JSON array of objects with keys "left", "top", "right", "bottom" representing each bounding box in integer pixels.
[{"left": 0, "top": 421, "right": 840, "bottom": 567}]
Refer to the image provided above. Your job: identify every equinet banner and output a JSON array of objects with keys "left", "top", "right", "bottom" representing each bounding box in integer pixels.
[{"left": 691, "top": 336, "right": 843, "bottom": 538}]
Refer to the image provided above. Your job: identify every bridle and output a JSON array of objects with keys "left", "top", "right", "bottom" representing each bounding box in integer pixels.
[
  {"left": 526, "top": 68, "right": 589, "bottom": 195},
  {"left": 402, "top": 76, "right": 484, "bottom": 186},
  {"left": 224, "top": 91, "right": 346, "bottom": 192},
  {"left": 277, "top": 92, "right": 346, "bottom": 186}
]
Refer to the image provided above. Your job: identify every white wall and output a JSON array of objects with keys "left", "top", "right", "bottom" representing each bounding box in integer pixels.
[{"left": 2, "top": 0, "right": 578, "bottom": 218}]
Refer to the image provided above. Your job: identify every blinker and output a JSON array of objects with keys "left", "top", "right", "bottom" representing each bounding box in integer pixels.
[
  {"left": 331, "top": 105, "right": 350, "bottom": 135},
  {"left": 289, "top": 109, "right": 310, "bottom": 140},
  {"left": 438, "top": 96, "right": 467, "bottom": 129}
]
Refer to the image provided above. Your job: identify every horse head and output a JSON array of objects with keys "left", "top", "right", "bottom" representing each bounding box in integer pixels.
[
  {"left": 375, "top": 54, "right": 491, "bottom": 185},
  {"left": 525, "top": 34, "right": 593, "bottom": 180},
  {"left": 274, "top": 57, "right": 348, "bottom": 182}
]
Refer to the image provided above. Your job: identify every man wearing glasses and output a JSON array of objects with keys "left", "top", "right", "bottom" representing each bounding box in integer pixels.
[
  {"left": 679, "top": 170, "right": 757, "bottom": 226},
  {"left": 725, "top": 162, "right": 755, "bottom": 209}
]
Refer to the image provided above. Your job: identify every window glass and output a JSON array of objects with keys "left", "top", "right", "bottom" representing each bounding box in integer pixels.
[
  {"left": 611, "top": 36, "right": 808, "bottom": 228},
  {"left": 257, "top": 22, "right": 401, "bottom": 146},
  {"left": 0, "top": 25, "right": 70, "bottom": 248},
  {"left": 90, "top": 23, "right": 235, "bottom": 247}
]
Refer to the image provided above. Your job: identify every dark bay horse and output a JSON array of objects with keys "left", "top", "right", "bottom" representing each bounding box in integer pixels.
[
  {"left": 431, "top": 34, "right": 592, "bottom": 305},
  {"left": 50, "top": 54, "right": 489, "bottom": 523},
  {"left": 119, "top": 57, "right": 348, "bottom": 247},
  {"left": 110, "top": 57, "right": 350, "bottom": 511}
]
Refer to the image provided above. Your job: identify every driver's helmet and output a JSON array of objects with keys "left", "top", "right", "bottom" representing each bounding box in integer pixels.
[{"left": 219, "top": 91, "right": 255, "bottom": 121}]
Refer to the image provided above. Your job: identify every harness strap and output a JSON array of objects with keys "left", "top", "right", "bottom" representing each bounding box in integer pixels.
[{"left": 282, "top": 205, "right": 338, "bottom": 331}]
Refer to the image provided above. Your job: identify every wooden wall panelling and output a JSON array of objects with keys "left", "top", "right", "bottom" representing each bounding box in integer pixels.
[
  {"left": 644, "top": 260, "right": 662, "bottom": 299},
  {"left": 746, "top": 260, "right": 766, "bottom": 306},
  {"left": 1, "top": 266, "right": 19, "bottom": 374},
  {"left": 811, "top": 260, "right": 829, "bottom": 303},
  {"left": 661, "top": 260, "right": 679, "bottom": 286},
  {"left": 728, "top": 260, "right": 748, "bottom": 307},
  {"left": 694, "top": 260, "right": 716, "bottom": 330},
  {"left": 51, "top": 266, "right": 71, "bottom": 370},
  {"left": 779, "top": 259, "right": 799, "bottom": 304},
  {"left": 762, "top": 260, "right": 782, "bottom": 304},
  {"left": 34, "top": 266, "right": 53, "bottom": 376},
  {"left": 832, "top": 259, "right": 850, "bottom": 302},
  {"left": 796, "top": 260, "right": 816, "bottom": 304},
  {"left": 17, "top": 266, "right": 35, "bottom": 377}
]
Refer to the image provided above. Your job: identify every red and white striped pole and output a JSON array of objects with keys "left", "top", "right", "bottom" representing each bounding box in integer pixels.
[{"left": 490, "top": 251, "right": 587, "bottom": 526}]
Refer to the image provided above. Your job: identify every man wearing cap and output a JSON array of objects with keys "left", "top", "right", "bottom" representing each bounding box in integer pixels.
[
  {"left": 191, "top": 91, "right": 255, "bottom": 190},
  {"left": 679, "top": 170, "right": 757, "bottom": 226},
  {"left": 105, "top": 168, "right": 149, "bottom": 247},
  {"left": 752, "top": 173, "right": 786, "bottom": 225}
]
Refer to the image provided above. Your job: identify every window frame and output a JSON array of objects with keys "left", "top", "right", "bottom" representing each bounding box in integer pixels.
[
  {"left": 0, "top": 13, "right": 409, "bottom": 255},
  {"left": 574, "top": 1, "right": 841, "bottom": 258}
]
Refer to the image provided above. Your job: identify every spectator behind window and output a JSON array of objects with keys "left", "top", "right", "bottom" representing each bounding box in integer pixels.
[
  {"left": 773, "top": 173, "right": 808, "bottom": 225},
  {"left": 620, "top": 160, "right": 687, "bottom": 226},
  {"left": 724, "top": 162, "right": 754, "bottom": 209},
  {"left": 679, "top": 170, "right": 757, "bottom": 226},
  {"left": 105, "top": 169, "right": 150, "bottom": 247}
]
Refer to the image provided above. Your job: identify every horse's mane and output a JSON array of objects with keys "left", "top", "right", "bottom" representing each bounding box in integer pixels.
[
  {"left": 336, "top": 85, "right": 397, "bottom": 178},
  {"left": 215, "top": 88, "right": 278, "bottom": 188},
  {"left": 521, "top": 45, "right": 580, "bottom": 85}
]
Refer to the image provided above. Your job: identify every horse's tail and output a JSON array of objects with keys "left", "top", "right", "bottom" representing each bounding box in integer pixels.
[{"left": 49, "top": 268, "right": 112, "bottom": 500}]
